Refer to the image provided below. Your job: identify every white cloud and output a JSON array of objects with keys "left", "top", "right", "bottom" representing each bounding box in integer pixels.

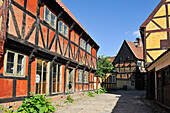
[{"left": 133, "top": 30, "right": 140, "bottom": 37}]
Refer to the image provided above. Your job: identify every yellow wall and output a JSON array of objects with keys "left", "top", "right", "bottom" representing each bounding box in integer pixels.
[
  {"left": 145, "top": 0, "right": 170, "bottom": 63},
  {"left": 117, "top": 80, "right": 135, "bottom": 89}
]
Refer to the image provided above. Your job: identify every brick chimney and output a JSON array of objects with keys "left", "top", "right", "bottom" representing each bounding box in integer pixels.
[{"left": 135, "top": 38, "right": 142, "bottom": 48}]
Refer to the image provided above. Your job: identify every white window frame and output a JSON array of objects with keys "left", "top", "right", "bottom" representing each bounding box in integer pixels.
[
  {"left": 83, "top": 71, "right": 87, "bottom": 83},
  {"left": 4, "top": 50, "right": 26, "bottom": 77},
  {"left": 81, "top": 38, "right": 86, "bottom": 50},
  {"left": 87, "top": 44, "right": 91, "bottom": 53},
  {"left": 52, "top": 63, "right": 62, "bottom": 94},
  {"left": 43, "top": 5, "right": 57, "bottom": 29},
  {"left": 35, "top": 59, "right": 50, "bottom": 95},
  {"left": 58, "top": 20, "right": 68, "bottom": 37},
  {"left": 78, "top": 69, "right": 83, "bottom": 83}
]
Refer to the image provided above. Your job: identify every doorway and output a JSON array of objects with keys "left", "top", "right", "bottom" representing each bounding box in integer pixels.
[{"left": 67, "top": 68, "right": 74, "bottom": 93}]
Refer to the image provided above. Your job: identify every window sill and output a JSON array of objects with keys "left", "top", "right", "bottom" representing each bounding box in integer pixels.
[{"left": 3, "top": 73, "right": 25, "bottom": 78}]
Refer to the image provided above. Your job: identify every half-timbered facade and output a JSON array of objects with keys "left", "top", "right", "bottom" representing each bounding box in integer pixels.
[
  {"left": 113, "top": 38, "right": 146, "bottom": 90},
  {"left": 140, "top": 0, "right": 170, "bottom": 108},
  {"left": 140, "top": 0, "right": 170, "bottom": 65},
  {"left": 0, "top": 0, "right": 99, "bottom": 103}
]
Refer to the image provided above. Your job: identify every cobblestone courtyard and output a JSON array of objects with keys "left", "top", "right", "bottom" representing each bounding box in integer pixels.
[{"left": 55, "top": 90, "right": 168, "bottom": 113}]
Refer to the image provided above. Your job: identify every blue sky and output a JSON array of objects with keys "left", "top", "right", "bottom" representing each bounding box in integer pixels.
[{"left": 61, "top": 0, "right": 160, "bottom": 57}]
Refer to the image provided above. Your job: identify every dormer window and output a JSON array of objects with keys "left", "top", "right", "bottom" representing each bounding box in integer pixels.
[{"left": 44, "top": 6, "right": 57, "bottom": 28}]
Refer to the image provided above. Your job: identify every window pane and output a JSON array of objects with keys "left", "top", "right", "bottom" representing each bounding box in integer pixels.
[
  {"left": 52, "top": 65, "right": 57, "bottom": 93},
  {"left": 6, "top": 52, "right": 15, "bottom": 74},
  {"left": 84, "top": 71, "right": 87, "bottom": 83},
  {"left": 17, "top": 55, "right": 24, "bottom": 75},
  {"left": 51, "top": 13, "right": 56, "bottom": 28},
  {"left": 64, "top": 24, "right": 68, "bottom": 37},
  {"left": 78, "top": 70, "right": 82, "bottom": 82},
  {"left": 42, "top": 61, "right": 48, "bottom": 94},
  {"left": 7, "top": 63, "right": 14, "bottom": 74},
  {"left": 45, "top": 7, "right": 50, "bottom": 23},
  {"left": 7, "top": 52, "right": 15, "bottom": 63},
  {"left": 36, "top": 59, "right": 42, "bottom": 94},
  {"left": 58, "top": 21, "right": 63, "bottom": 33},
  {"left": 81, "top": 39, "right": 83, "bottom": 48},
  {"left": 57, "top": 65, "right": 61, "bottom": 92}
]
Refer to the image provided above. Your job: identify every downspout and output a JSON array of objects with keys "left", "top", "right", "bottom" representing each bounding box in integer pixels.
[{"left": 0, "top": 0, "right": 8, "bottom": 65}]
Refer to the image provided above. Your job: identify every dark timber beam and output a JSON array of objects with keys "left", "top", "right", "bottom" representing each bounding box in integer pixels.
[
  {"left": 74, "top": 64, "right": 79, "bottom": 92},
  {"left": 35, "top": 0, "right": 40, "bottom": 45},
  {"left": 29, "top": 48, "right": 37, "bottom": 63},
  {"left": 76, "top": 31, "right": 83, "bottom": 61},
  {"left": 68, "top": 22, "right": 75, "bottom": 58},
  {"left": 49, "top": 11, "right": 63, "bottom": 50}
]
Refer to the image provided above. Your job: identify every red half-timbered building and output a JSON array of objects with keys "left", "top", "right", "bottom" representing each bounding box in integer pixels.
[{"left": 0, "top": 0, "right": 99, "bottom": 103}]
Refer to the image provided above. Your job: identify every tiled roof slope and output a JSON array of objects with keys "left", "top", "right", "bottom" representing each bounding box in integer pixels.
[
  {"left": 107, "top": 57, "right": 115, "bottom": 63},
  {"left": 55, "top": 0, "right": 99, "bottom": 49},
  {"left": 126, "top": 40, "right": 143, "bottom": 59}
]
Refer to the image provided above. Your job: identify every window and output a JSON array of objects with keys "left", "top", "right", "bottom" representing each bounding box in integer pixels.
[
  {"left": 36, "top": 59, "right": 49, "bottom": 94},
  {"left": 83, "top": 71, "right": 87, "bottom": 83},
  {"left": 81, "top": 38, "right": 86, "bottom": 50},
  {"left": 137, "top": 61, "right": 142, "bottom": 67},
  {"left": 58, "top": 20, "right": 63, "bottom": 33},
  {"left": 64, "top": 24, "right": 68, "bottom": 36},
  {"left": 58, "top": 20, "right": 68, "bottom": 37},
  {"left": 4, "top": 50, "right": 26, "bottom": 77},
  {"left": 87, "top": 44, "right": 91, "bottom": 53},
  {"left": 78, "top": 70, "right": 83, "bottom": 83},
  {"left": 44, "top": 6, "right": 57, "bottom": 28},
  {"left": 52, "top": 64, "right": 62, "bottom": 93},
  {"left": 110, "top": 75, "right": 116, "bottom": 83}
]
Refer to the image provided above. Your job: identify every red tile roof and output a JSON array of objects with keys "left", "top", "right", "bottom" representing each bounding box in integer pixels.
[
  {"left": 107, "top": 57, "right": 115, "bottom": 63},
  {"left": 55, "top": 0, "right": 99, "bottom": 49},
  {"left": 126, "top": 40, "right": 143, "bottom": 59}
]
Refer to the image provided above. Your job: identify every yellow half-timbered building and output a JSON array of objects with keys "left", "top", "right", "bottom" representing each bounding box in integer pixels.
[
  {"left": 140, "top": 0, "right": 170, "bottom": 65},
  {"left": 140, "top": 0, "right": 170, "bottom": 108}
]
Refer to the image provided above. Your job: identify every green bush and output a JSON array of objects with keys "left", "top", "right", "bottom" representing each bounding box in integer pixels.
[
  {"left": 87, "top": 92, "right": 95, "bottom": 97},
  {"left": 17, "top": 92, "right": 55, "bottom": 113},
  {"left": 64, "top": 95, "right": 74, "bottom": 103},
  {"left": 95, "top": 87, "right": 107, "bottom": 94},
  {"left": 0, "top": 105, "right": 15, "bottom": 113}
]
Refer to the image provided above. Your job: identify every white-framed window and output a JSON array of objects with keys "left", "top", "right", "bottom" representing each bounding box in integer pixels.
[
  {"left": 58, "top": 20, "right": 68, "bottom": 37},
  {"left": 36, "top": 59, "right": 49, "bottom": 94},
  {"left": 52, "top": 64, "right": 62, "bottom": 94},
  {"left": 83, "top": 71, "right": 87, "bottom": 83},
  {"left": 4, "top": 50, "right": 26, "bottom": 77},
  {"left": 81, "top": 38, "right": 86, "bottom": 50},
  {"left": 44, "top": 5, "right": 57, "bottom": 28},
  {"left": 87, "top": 44, "right": 91, "bottom": 53},
  {"left": 78, "top": 69, "right": 83, "bottom": 83}
]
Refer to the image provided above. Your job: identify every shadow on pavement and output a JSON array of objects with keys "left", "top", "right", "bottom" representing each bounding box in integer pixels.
[{"left": 107, "top": 90, "right": 169, "bottom": 113}]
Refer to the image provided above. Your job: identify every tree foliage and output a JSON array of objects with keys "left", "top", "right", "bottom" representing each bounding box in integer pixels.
[{"left": 97, "top": 56, "right": 114, "bottom": 80}]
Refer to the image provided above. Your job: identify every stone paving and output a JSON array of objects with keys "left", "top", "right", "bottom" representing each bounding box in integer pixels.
[{"left": 54, "top": 90, "right": 169, "bottom": 113}]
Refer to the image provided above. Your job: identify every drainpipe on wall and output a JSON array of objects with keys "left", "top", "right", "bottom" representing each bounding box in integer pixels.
[{"left": 0, "top": 0, "right": 8, "bottom": 67}]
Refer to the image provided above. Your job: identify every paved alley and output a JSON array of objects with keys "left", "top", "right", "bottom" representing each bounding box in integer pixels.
[
  {"left": 112, "top": 90, "right": 168, "bottom": 113},
  {"left": 55, "top": 90, "right": 168, "bottom": 113}
]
